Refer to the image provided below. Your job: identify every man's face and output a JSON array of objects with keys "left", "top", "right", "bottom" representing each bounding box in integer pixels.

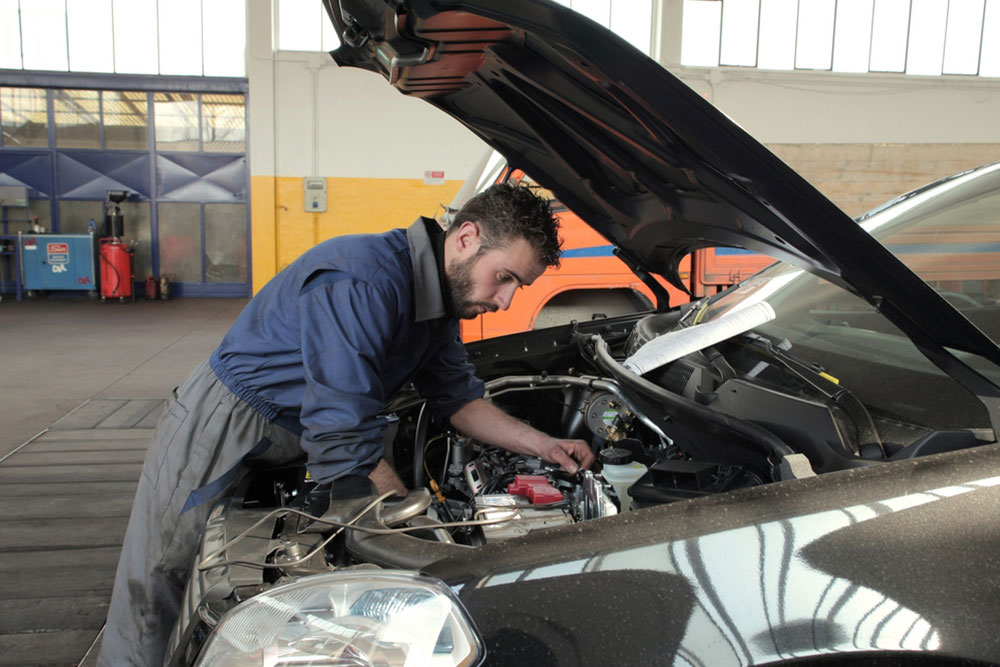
[{"left": 446, "top": 236, "right": 546, "bottom": 320}]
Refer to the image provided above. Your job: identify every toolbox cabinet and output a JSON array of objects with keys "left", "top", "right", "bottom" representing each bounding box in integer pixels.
[{"left": 20, "top": 232, "right": 99, "bottom": 296}]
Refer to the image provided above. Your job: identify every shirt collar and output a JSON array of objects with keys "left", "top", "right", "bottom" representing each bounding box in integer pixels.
[{"left": 407, "top": 217, "right": 450, "bottom": 322}]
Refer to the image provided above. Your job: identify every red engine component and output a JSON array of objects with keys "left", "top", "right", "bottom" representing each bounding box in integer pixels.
[
  {"left": 100, "top": 238, "right": 134, "bottom": 300},
  {"left": 507, "top": 475, "right": 563, "bottom": 504}
]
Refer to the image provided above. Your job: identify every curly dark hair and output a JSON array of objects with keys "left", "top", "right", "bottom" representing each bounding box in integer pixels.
[{"left": 448, "top": 182, "right": 562, "bottom": 268}]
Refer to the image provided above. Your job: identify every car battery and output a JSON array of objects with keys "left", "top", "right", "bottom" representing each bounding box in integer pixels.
[{"left": 19, "top": 232, "right": 98, "bottom": 294}]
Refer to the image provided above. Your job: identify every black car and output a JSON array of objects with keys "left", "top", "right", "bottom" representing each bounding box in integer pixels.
[{"left": 165, "top": 2, "right": 1000, "bottom": 665}]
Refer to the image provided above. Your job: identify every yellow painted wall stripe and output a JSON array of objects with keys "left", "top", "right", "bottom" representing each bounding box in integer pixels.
[{"left": 250, "top": 175, "right": 463, "bottom": 293}]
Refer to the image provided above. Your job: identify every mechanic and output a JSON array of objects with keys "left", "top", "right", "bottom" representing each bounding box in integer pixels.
[{"left": 97, "top": 182, "right": 594, "bottom": 666}]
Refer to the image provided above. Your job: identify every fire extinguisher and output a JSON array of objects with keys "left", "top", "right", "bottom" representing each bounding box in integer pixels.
[{"left": 100, "top": 238, "right": 135, "bottom": 302}]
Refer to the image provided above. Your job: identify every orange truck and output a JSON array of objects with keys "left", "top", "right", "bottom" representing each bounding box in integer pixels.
[{"left": 446, "top": 151, "right": 774, "bottom": 342}]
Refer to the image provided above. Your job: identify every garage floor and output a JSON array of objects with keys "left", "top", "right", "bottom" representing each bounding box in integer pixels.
[{"left": 0, "top": 297, "right": 246, "bottom": 667}]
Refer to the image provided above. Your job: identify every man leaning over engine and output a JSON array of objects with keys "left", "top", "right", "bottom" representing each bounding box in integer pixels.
[{"left": 97, "top": 182, "right": 595, "bottom": 666}]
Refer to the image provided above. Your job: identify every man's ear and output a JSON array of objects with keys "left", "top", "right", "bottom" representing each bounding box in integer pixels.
[{"left": 451, "top": 220, "right": 481, "bottom": 256}]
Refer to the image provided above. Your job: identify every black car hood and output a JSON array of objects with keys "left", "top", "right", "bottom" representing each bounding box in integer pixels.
[
  {"left": 424, "top": 445, "right": 1000, "bottom": 665},
  {"left": 324, "top": 0, "right": 1000, "bottom": 371}
]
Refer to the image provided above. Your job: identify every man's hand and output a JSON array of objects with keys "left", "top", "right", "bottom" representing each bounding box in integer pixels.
[
  {"left": 450, "top": 399, "right": 595, "bottom": 474},
  {"left": 534, "top": 436, "right": 594, "bottom": 474}
]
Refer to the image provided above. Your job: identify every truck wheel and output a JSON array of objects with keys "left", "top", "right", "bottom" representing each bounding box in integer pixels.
[{"left": 533, "top": 289, "right": 652, "bottom": 329}]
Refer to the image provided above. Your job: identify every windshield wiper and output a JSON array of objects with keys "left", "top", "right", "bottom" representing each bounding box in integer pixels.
[{"left": 741, "top": 332, "right": 886, "bottom": 459}]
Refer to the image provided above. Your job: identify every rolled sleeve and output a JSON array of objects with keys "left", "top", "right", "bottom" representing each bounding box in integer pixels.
[{"left": 298, "top": 276, "right": 396, "bottom": 484}]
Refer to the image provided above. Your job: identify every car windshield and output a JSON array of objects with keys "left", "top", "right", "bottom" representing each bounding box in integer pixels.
[{"left": 694, "top": 163, "right": 1000, "bottom": 431}]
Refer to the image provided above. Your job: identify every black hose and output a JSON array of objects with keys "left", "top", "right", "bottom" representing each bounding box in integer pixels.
[
  {"left": 100, "top": 246, "right": 121, "bottom": 296},
  {"left": 589, "top": 334, "right": 796, "bottom": 460},
  {"left": 343, "top": 495, "right": 471, "bottom": 569},
  {"left": 412, "top": 402, "right": 430, "bottom": 489}
]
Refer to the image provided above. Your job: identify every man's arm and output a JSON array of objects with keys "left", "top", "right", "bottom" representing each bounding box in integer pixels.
[{"left": 449, "top": 398, "right": 595, "bottom": 474}]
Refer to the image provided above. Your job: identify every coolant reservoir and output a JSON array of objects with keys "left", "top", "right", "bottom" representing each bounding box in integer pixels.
[{"left": 599, "top": 448, "right": 648, "bottom": 512}]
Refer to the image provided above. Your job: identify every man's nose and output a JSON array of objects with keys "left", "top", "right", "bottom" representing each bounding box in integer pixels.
[{"left": 496, "top": 284, "right": 518, "bottom": 310}]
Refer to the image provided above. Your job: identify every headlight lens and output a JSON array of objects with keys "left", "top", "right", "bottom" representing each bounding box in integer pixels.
[{"left": 196, "top": 571, "right": 483, "bottom": 667}]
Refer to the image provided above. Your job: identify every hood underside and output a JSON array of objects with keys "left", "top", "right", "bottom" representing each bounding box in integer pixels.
[{"left": 324, "top": 0, "right": 1000, "bottom": 370}]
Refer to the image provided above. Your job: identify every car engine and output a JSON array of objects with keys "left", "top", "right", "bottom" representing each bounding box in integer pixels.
[{"left": 168, "top": 312, "right": 890, "bottom": 663}]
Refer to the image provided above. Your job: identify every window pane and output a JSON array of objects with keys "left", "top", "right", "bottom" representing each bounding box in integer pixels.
[
  {"left": 278, "top": 0, "right": 320, "bottom": 51},
  {"left": 112, "top": 0, "right": 158, "bottom": 74},
  {"left": 58, "top": 199, "right": 101, "bottom": 234},
  {"left": 982, "top": 0, "right": 1000, "bottom": 76},
  {"left": 28, "top": 199, "right": 52, "bottom": 233},
  {"left": 158, "top": 202, "right": 202, "bottom": 282},
  {"left": 204, "top": 0, "right": 246, "bottom": 77},
  {"left": 720, "top": 0, "right": 760, "bottom": 66},
  {"left": 122, "top": 200, "right": 151, "bottom": 280},
  {"left": 0, "top": 0, "right": 22, "bottom": 69},
  {"left": 54, "top": 89, "right": 100, "bottom": 149},
  {"left": 943, "top": 0, "right": 985, "bottom": 75},
  {"left": 682, "top": 0, "right": 722, "bottom": 66},
  {"left": 572, "top": 0, "right": 612, "bottom": 26},
  {"left": 21, "top": 0, "right": 68, "bottom": 71},
  {"left": 757, "top": 0, "right": 796, "bottom": 70},
  {"left": 610, "top": 0, "right": 652, "bottom": 55},
  {"left": 870, "top": 0, "right": 910, "bottom": 71},
  {"left": 159, "top": 0, "right": 202, "bottom": 76},
  {"left": 1, "top": 87, "right": 49, "bottom": 148},
  {"left": 104, "top": 91, "right": 148, "bottom": 150},
  {"left": 67, "top": 0, "right": 114, "bottom": 73},
  {"left": 201, "top": 94, "right": 246, "bottom": 153},
  {"left": 833, "top": 0, "right": 875, "bottom": 72},
  {"left": 906, "top": 0, "right": 947, "bottom": 75},
  {"left": 205, "top": 203, "right": 247, "bottom": 282},
  {"left": 155, "top": 93, "right": 199, "bottom": 151},
  {"left": 321, "top": 5, "right": 341, "bottom": 51},
  {"left": 796, "top": 0, "right": 835, "bottom": 70}
]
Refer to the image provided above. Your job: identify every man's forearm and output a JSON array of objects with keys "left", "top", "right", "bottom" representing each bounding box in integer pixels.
[
  {"left": 449, "top": 398, "right": 547, "bottom": 456},
  {"left": 369, "top": 458, "right": 408, "bottom": 497},
  {"left": 449, "top": 398, "right": 594, "bottom": 473}
]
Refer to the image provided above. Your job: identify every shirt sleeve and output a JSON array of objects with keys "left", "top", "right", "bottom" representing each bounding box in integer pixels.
[
  {"left": 411, "top": 320, "right": 485, "bottom": 425},
  {"left": 297, "top": 274, "right": 396, "bottom": 484}
]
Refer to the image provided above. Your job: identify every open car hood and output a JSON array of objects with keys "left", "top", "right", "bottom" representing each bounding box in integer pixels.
[{"left": 324, "top": 0, "right": 1000, "bottom": 371}]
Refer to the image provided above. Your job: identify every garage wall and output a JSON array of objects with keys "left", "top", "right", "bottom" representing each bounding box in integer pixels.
[
  {"left": 673, "top": 66, "right": 1000, "bottom": 217},
  {"left": 248, "top": 1, "right": 1000, "bottom": 292},
  {"left": 247, "top": 2, "right": 483, "bottom": 292},
  {"left": 767, "top": 143, "right": 1000, "bottom": 218},
  {"left": 653, "top": 0, "right": 1000, "bottom": 220}
]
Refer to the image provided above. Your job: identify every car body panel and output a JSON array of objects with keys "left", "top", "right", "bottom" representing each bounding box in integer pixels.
[
  {"left": 324, "top": 0, "right": 1000, "bottom": 372},
  {"left": 425, "top": 444, "right": 1000, "bottom": 665}
]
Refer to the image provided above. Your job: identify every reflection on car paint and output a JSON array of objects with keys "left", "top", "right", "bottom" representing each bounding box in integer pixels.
[{"left": 479, "top": 475, "right": 1000, "bottom": 664}]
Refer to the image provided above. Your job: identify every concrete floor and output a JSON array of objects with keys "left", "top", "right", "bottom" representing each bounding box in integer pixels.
[{"left": 0, "top": 296, "right": 246, "bottom": 666}]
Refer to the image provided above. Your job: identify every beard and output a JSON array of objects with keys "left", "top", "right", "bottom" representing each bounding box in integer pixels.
[{"left": 446, "top": 254, "right": 497, "bottom": 319}]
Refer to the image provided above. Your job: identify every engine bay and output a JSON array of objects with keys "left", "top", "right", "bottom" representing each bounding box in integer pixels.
[{"left": 170, "top": 308, "right": 994, "bottom": 662}]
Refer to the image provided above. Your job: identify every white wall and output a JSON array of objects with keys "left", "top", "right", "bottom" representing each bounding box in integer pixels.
[
  {"left": 677, "top": 67, "right": 1000, "bottom": 144},
  {"left": 249, "top": 35, "right": 485, "bottom": 179},
  {"left": 311, "top": 60, "right": 485, "bottom": 179}
]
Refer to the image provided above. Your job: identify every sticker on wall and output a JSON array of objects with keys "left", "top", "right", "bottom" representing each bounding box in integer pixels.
[{"left": 424, "top": 170, "right": 445, "bottom": 186}]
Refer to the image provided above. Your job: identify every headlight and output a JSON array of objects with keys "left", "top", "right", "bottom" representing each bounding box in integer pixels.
[{"left": 196, "top": 571, "right": 484, "bottom": 667}]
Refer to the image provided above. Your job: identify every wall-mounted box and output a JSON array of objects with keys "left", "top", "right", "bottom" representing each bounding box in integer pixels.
[{"left": 305, "top": 177, "right": 326, "bottom": 213}]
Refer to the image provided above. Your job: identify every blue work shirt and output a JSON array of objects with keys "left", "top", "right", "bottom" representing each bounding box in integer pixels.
[{"left": 209, "top": 218, "right": 484, "bottom": 484}]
